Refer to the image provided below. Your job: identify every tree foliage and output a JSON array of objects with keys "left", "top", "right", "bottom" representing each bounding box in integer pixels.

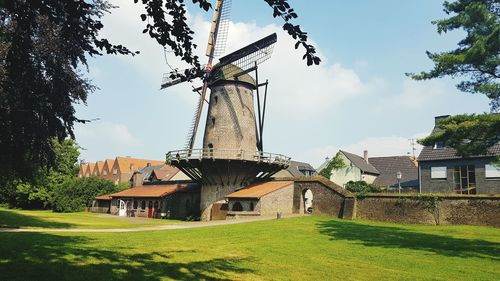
[
  {"left": 0, "top": 138, "right": 80, "bottom": 208},
  {"left": 418, "top": 113, "right": 500, "bottom": 161},
  {"left": 0, "top": 0, "right": 319, "bottom": 183},
  {"left": 319, "top": 151, "right": 346, "bottom": 179},
  {"left": 410, "top": 0, "right": 500, "bottom": 160},
  {"left": 408, "top": 0, "right": 500, "bottom": 111},
  {"left": 52, "top": 177, "right": 118, "bottom": 213},
  {"left": 0, "top": 0, "right": 136, "bottom": 183},
  {"left": 344, "top": 180, "right": 382, "bottom": 197}
]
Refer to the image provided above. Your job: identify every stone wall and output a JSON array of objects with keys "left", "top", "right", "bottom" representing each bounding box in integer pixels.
[
  {"left": 258, "top": 184, "right": 294, "bottom": 216},
  {"left": 356, "top": 194, "right": 500, "bottom": 226},
  {"left": 284, "top": 177, "right": 355, "bottom": 218}
]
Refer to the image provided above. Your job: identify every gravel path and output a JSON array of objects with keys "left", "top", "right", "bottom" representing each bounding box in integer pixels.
[{"left": 0, "top": 214, "right": 303, "bottom": 233}]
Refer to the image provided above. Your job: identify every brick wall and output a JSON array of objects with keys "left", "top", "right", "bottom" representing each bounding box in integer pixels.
[
  {"left": 258, "top": 184, "right": 294, "bottom": 215},
  {"left": 285, "top": 177, "right": 355, "bottom": 218},
  {"left": 356, "top": 194, "right": 500, "bottom": 226}
]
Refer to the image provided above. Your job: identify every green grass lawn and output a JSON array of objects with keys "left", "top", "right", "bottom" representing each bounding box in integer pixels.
[
  {"left": 0, "top": 207, "right": 179, "bottom": 229},
  {"left": 0, "top": 212, "right": 498, "bottom": 281}
]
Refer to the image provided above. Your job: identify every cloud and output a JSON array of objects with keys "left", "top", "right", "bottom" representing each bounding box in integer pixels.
[
  {"left": 75, "top": 121, "right": 143, "bottom": 161},
  {"left": 96, "top": 1, "right": 382, "bottom": 116},
  {"left": 296, "top": 133, "right": 426, "bottom": 168}
]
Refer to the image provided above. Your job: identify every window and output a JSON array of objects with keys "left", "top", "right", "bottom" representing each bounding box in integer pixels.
[
  {"left": 485, "top": 164, "right": 500, "bottom": 178},
  {"left": 433, "top": 141, "right": 445, "bottom": 149},
  {"left": 232, "top": 202, "right": 243, "bottom": 211},
  {"left": 141, "top": 200, "right": 146, "bottom": 210},
  {"left": 103, "top": 170, "right": 108, "bottom": 176},
  {"left": 133, "top": 200, "right": 138, "bottom": 209},
  {"left": 453, "top": 165, "right": 476, "bottom": 194},
  {"left": 113, "top": 168, "right": 117, "bottom": 175},
  {"left": 431, "top": 166, "right": 447, "bottom": 179},
  {"left": 249, "top": 202, "right": 254, "bottom": 211}
]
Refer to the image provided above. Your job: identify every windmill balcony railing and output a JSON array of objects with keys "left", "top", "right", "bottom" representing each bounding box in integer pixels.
[{"left": 166, "top": 148, "right": 291, "bottom": 166}]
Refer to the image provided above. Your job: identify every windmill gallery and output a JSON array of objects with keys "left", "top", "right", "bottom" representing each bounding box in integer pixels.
[{"left": 91, "top": 0, "right": 356, "bottom": 221}]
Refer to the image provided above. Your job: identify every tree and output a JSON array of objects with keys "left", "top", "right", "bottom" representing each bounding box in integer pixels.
[
  {"left": 319, "top": 151, "right": 346, "bottom": 179},
  {"left": 409, "top": 0, "right": 499, "bottom": 159},
  {"left": 418, "top": 113, "right": 500, "bottom": 162},
  {"left": 408, "top": 0, "right": 499, "bottom": 111},
  {"left": 1, "top": 138, "right": 81, "bottom": 208},
  {"left": 0, "top": 0, "right": 319, "bottom": 183}
]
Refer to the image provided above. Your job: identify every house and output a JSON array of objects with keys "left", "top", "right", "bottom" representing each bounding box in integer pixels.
[
  {"left": 318, "top": 150, "right": 419, "bottom": 190},
  {"left": 133, "top": 164, "right": 186, "bottom": 183},
  {"left": 85, "top": 162, "right": 96, "bottom": 178},
  {"left": 418, "top": 115, "right": 500, "bottom": 194},
  {"left": 101, "top": 159, "right": 115, "bottom": 180},
  {"left": 273, "top": 160, "right": 317, "bottom": 177},
  {"left": 323, "top": 150, "right": 380, "bottom": 187},
  {"left": 105, "top": 157, "right": 164, "bottom": 184},
  {"left": 93, "top": 183, "right": 200, "bottom": 219},
  {"left": 369, "top": 156, "right": 419, "bottom": 190},
  {"left": 93, "top": 161, "right": 104, "bottom": 177},
  {"left": 224, "top": 177, "right": 354, "bottom": 219},
  {"left": 78, "top": 163, "right": 88, "bottom": 178}
]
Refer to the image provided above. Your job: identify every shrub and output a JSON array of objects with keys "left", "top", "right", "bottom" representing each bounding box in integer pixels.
[
  {"left": 345, "top": 181, "right": 383, "bottom": 195},
  {"left": 52, "top": 177, "right": 119, "bottom": 212}
]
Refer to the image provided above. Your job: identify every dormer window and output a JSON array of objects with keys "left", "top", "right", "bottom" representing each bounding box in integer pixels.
[
  {"left": 433, "top": 141, "right": 445, "bottom": 149},
  {"left": 103, "top": 170, "right": 108, "bottom": 176},
  {"left": 113, "top": 168, "right": 117, "bottom": 175}
]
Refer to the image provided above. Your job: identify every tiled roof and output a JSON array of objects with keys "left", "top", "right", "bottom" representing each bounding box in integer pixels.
[
  {"left": 226, "top": 181, "right": 294, "bottom": 199},
  {"left": 341, "top": 150, "right": 379, "bottom": 175},
  {"left": 152, "top": 165, "right": 180, "bottom": 181},
  {"left": 95, "top": 161, "right": 104, "bottom": 175},
  {"left": 79, "top": 163, "right": 88, "bottom": 176},
  {"left": 115, "top": 157, "right": 164, "bottom": 173},
  {"left": 369, "top": 156, "right": 418, "bottom": 187},
  {"left": 105, "top": 184, "right": 198, "bottom": 198},
  {"left": 418, "top": 144, "right": 500, "bottom": 161},
  {"left": 86, "top": 162, "right": 96, "bottom": 176},
  {"left": 103, "top": 159, "right": 115, "bottom": 173},
  {"left": 95, "top": 194, "right": 112, "bottom": 200},
  {"left": 286, "top": 160, "right": 316, "bottom": 177}
]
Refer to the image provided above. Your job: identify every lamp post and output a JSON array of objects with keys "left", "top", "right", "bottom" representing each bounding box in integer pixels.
[{"left": 396, "top": 171, "right": 402, "bottom": 194}]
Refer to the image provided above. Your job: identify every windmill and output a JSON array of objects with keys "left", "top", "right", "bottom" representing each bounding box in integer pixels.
[
  {"left": 163, "top": 0, "right": 290, "bottom": 221},
  {"left": 161, "top": 0, "right": 232, "bottom": 151}
]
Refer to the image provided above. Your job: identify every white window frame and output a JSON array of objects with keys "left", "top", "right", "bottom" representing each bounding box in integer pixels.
[
  {"left": 485, "top": 164, "right": 500, "bottom": 178},
  {"left": 431, "top": 166, "right": 447, "bottom": 179}
]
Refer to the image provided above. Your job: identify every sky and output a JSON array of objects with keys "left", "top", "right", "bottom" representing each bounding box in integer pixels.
[{"left": 74, "top": 0, "right": 491, "bottom": 168}]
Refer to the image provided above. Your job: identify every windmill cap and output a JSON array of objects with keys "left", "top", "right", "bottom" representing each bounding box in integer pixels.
[{"left": 209, "top": 63, "right": 256, "bottom": 89}]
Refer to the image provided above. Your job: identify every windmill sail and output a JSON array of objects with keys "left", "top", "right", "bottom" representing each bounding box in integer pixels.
[
  {"left": 212, "top": 33, "right": 277, "bottom": 80},
  {"left": 206, "top": 0, "right": 231, "bottom": 58},
  {"left": 185, "top": 0, "right": 227, "bottom": 150}
]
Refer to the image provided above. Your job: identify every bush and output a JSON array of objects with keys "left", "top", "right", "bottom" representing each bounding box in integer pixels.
[
  {"left": 52, "top": 177, "right": 119, "bottom": 212},
  {"left": 345, "top": 181, "right": 382, "bottom": 194}
]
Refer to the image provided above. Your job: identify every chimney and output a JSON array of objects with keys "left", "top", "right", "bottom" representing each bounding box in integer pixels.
[
  {"left": 363, "top": 150, "right": 368, "bottom": 163},
  {"left": 132, "top": 172, "right": 144, "bottom": 187},
  {"left": 434, "top": 115, "right": 450, "bottom": 126}
]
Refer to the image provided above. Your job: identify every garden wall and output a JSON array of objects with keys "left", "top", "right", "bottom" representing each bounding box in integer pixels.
[{"left": 355, "top": 194, "right": 500, "bottom": 227}]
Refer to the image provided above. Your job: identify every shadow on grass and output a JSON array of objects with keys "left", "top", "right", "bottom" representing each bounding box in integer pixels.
[
  {"left": 317, "top": 220, "right": 500, "bottom": 261},
  {"left": 0, "top": 210, "right": 74, "bottom": 229},
  {"left": 0, "top": 232, "right": 254, "bottom": 281}
]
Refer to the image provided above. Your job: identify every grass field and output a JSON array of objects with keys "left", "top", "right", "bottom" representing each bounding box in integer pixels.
[
  {"left": 0, "top": 209, "right": 499, "bottom": 280},
  {"left": 0, "top": 207, "right": 179, "bottom": 229}
]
